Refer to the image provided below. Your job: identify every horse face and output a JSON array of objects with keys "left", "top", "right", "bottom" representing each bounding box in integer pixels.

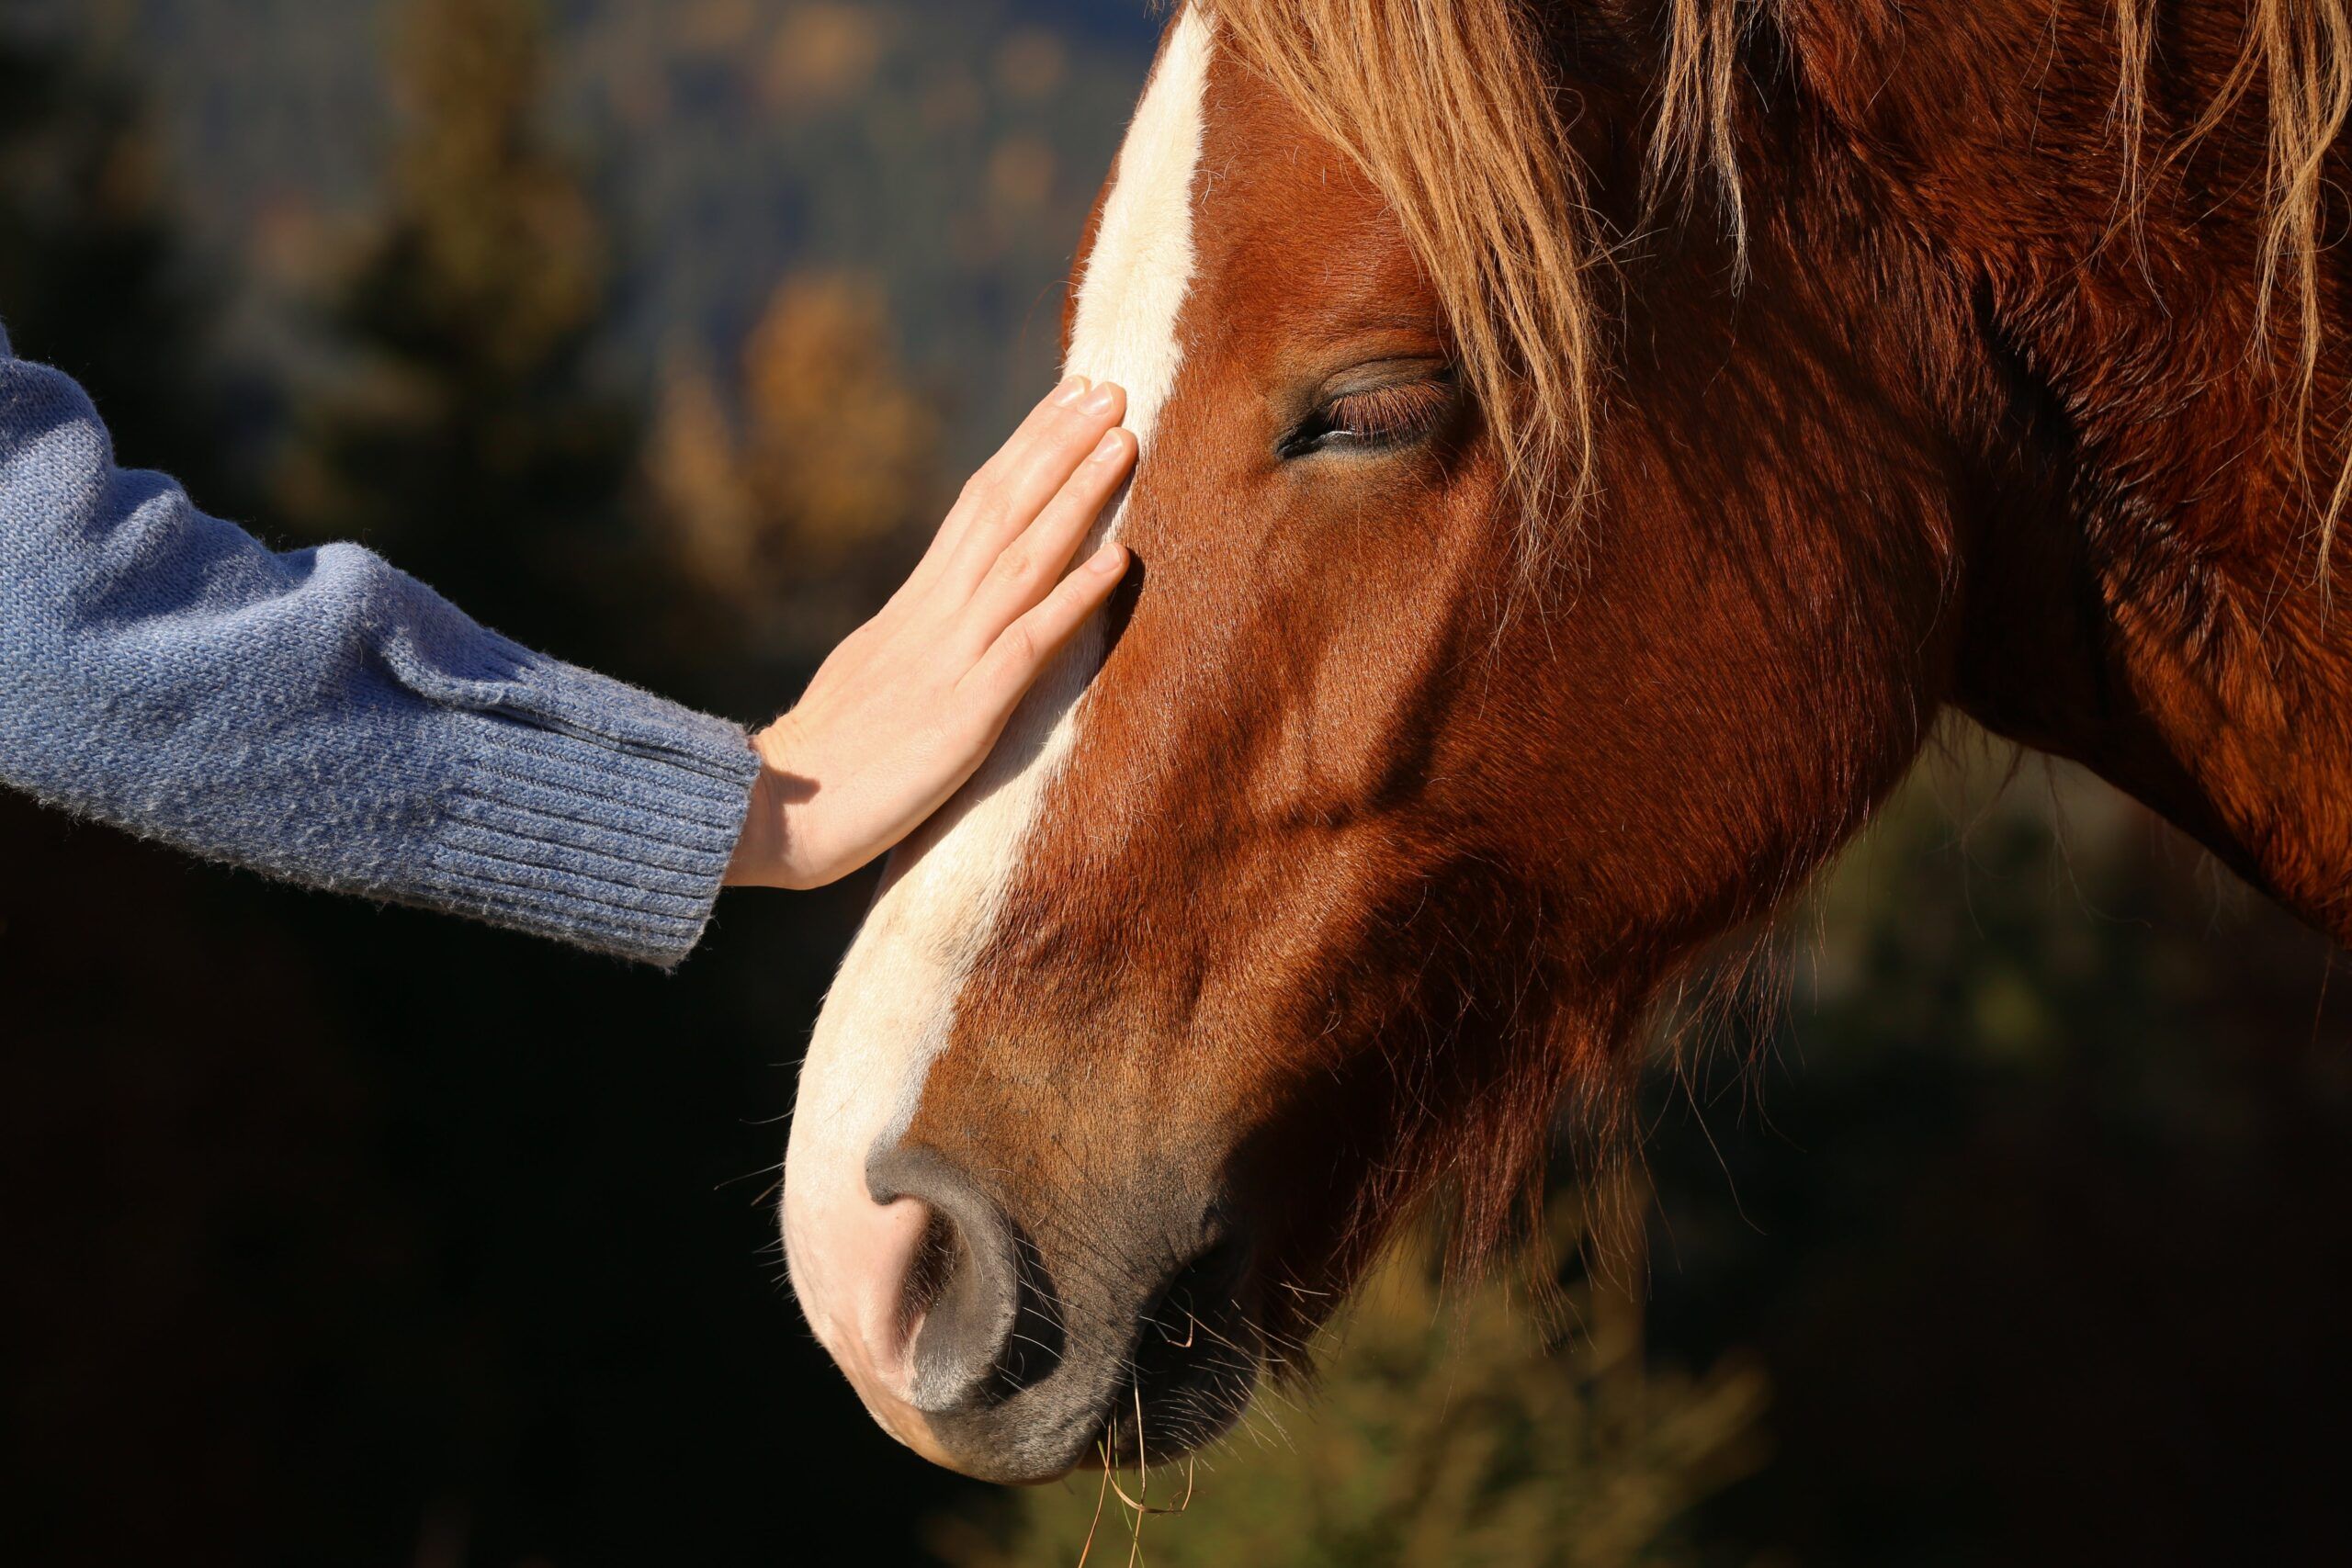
[{"left": 786, "top": 6, "right": 1952, "bottom": 1483}]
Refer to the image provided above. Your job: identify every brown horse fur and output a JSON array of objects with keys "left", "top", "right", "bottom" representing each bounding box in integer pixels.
[{"left": 819, "top": 2, "right": 2352, "bottom": 1476}]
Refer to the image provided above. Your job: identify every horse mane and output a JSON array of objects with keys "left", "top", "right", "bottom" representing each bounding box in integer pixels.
[{"left": 1204, "top": 0, "right": 2352, "bottom": 567}]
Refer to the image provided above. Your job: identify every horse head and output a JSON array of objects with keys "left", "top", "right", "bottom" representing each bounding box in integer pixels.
[{"left": 782, "top": 0, "right": 2352, "bottom": 1481}]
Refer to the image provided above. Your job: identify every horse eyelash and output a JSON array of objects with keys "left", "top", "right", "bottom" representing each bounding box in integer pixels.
[{"left": 1283, "top": 374, "right": 1458, "bottom": 458}]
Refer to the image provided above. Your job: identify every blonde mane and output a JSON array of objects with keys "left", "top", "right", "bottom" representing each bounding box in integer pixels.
[{"left": 1204, "top": 0, "right": 2352, "bottom": 568}]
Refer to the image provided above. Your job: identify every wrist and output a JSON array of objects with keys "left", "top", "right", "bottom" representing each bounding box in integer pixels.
[{"left": 726, "top": 718, "right": 812, "bottom": 889}]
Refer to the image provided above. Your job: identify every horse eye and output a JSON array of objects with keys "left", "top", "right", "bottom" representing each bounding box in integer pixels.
[{"left": 1280, "top": 373, "right": 1457, "bottom": 459}]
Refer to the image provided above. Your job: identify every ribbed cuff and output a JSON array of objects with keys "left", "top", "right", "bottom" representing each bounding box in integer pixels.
[{"left": 410, "top": 661, "right": 762, "bottom": 967}]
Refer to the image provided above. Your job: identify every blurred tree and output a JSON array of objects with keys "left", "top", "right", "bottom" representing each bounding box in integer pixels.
[
  {"left": 741, "top": 274, "right": 933, "bottom": 564},
  {"left": 0, "top": 28, "right": 248, "bottom": 504},
  {"left": 762, "top": 1, "right": 891, "bottom": 114},
  {"left": 1641, "top": 738, "right": 2352, "bottom": 1567},
  {"left": 646, "top": 270, "right": 934, "bottom": 648},
  {"left": 929, "top": 1217, "right": 1769, "bottom": 1568},
  {"left": 276, "top": 0, "right": 662, "bottom": 671},
  {"left": 645, "top": 344, "right": 761, "bottom": 588}
]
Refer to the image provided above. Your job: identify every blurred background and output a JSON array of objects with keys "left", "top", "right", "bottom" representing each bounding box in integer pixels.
[{"left": 1, "top": 2, "right": 2346, "bottom": 1563}]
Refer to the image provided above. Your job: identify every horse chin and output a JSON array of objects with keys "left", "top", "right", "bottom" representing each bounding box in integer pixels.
[
  {"left": 1088, "top": 1356, "right": 1261, "bottom": 1477},
  {"left": 1091, "top": 1258, "right": 1266, "bottom": 1475},
  {"left": 948, "top": 1365, "right": 1264, "bottom": 1486},
  {"left": 881, "top": 1350, "right": 1263, "bottom": 1486}
]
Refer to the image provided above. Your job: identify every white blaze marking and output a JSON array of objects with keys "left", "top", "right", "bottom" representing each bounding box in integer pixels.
[{"left": 782, "top": 7, "right": 1214, "bottom": 1391}]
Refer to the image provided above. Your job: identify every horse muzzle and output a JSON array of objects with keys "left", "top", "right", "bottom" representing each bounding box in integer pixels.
[{"left": 786, "top": 1137, "right": 1261, "bottom": 1483}]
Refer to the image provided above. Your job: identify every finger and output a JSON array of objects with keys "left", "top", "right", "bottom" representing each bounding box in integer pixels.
[
  {"left": 961, "top": 426, "right": 1136, "bottom": 649},
  {"left": 959, "top": 541, "right": 1131, "bottom": 723},
  {"left": 877, "top": 377, "right": 1100, "bottom": 609},
  {"left": 936, "top": 379, "right": 1128, "bottom": 594},
  {"left": 876, "top": 379, "right": 1085, "bottom": 612}
]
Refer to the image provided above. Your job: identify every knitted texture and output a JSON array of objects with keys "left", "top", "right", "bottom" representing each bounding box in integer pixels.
[{"left": 0, "top": 324, "right": 761, "bottom": 966}]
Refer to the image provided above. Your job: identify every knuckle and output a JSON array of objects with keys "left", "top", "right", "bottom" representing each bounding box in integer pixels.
[{"left": 957, "top": 469, "right": 1003, "bottom": 513}]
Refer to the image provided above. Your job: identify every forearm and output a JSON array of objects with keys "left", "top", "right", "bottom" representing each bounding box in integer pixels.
[{"left": 0, "top": 328, "right": 759, "bottom": 966}]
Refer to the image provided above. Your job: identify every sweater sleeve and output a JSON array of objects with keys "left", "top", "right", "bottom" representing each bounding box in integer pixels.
[{"left": 0, "top": 328, "right": 762, "bottom": 967}]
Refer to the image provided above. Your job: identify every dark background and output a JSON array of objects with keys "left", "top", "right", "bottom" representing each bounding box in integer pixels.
[{"left": 3, "top": 3, "right": 2346, "bottom": 1563}]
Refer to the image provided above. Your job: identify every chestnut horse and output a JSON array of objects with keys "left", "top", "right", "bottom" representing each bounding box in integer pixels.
[{"left": 783, "top": 0, "right": 2352, "bottom": 1482}]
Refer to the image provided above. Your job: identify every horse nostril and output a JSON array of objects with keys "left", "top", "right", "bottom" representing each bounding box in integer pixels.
[{"left": 865, "top": 1145, "right": 1063, "bottom": 1414}]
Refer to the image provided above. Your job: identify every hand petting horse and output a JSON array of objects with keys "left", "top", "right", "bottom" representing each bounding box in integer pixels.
[{"left": 784, "top": 0, "right": 2352, "bottom": 1482}]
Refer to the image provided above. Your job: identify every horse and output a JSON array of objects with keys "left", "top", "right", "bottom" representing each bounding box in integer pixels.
[{"left": 779, "top": 0, "right": 2352, "bottom": 1483}]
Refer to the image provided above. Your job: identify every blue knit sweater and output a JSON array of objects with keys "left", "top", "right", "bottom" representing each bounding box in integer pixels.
[{"left": 0, "top": 321, "right": 762, "bottom": 966}]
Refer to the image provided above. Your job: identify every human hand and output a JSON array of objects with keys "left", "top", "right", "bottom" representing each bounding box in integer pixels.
[{"left": 724, "top": 377, "right": 1136, "bottom": 891}]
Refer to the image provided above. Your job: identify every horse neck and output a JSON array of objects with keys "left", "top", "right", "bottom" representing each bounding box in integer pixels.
[{"left": 1749, "top": 0, "right": 2352, "bottom": 939}]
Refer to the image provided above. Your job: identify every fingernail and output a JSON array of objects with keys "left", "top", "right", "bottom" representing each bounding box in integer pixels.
[
  {"left": 1080, "top": 381, "right": 1122, "bottom": 415},
  {"left": 1090, "top": 542, "right": 1125, "bottom": 574},
  {"left": 1051, "top": 375, "right": 1091, "bottom": 406},
  {"left": 1090, "top": 429, "right": 1127, "bottom": 462}
]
